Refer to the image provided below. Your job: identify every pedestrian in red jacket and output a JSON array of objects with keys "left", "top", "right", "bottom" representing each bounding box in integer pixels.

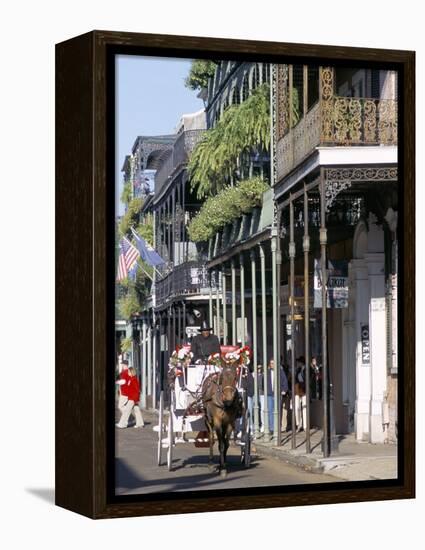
[
  {"left": 116, "top": 367, "right": 145, "bottom": 429},
  {"left": 116, "top": 359, "right": 130, "bottom": 413}
]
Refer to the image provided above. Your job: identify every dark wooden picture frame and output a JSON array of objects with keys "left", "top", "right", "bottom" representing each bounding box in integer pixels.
[{"left": 56, "top": 30, "right": 415, "bottom": 519}]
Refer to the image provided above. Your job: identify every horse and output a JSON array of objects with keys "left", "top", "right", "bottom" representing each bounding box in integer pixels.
[{"left": 201, "top": 359, "right": 243, "bottom": 478}]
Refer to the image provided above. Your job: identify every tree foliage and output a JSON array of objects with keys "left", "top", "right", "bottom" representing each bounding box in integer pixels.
[
  {"left": 118, "top": 197, "right": 143, "bottom": 238},
  {"left": 118, "top": 291, "right": 141, "bottom": 320},
  {"left": 185, "top": 60, "right": 218, "bottom": 91},
  {"left": 120, "top": 180, "right": 132, "bottom": 207},
  {"left": 188, "top": 84, "right": 270, "bottom": 199},
  {"left": 134, "top": 213, "right": 154, "bottom": 247},
  {"left": 187, "top": 177, "right": 270, "bottom": 242},
  {"left": 120, "top": 337, "right": 133, "bottom": 353}
]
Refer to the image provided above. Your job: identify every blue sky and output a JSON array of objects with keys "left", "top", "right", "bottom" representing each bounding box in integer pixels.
[{"left": 116, "top": 55, "right": 204, "bottom": 214}]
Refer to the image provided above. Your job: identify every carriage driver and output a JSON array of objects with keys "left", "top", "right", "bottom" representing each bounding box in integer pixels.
[{"left": 191, "top": 320, "right": 221, "bottom": 363}]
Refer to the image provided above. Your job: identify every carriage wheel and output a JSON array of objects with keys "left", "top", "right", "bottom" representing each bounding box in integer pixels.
[
  {"left": 157, "top": 391, "right": 164, "bottom": 466},
  {"left": 167, "top": 396, "right": 174, "bottom": 471}
]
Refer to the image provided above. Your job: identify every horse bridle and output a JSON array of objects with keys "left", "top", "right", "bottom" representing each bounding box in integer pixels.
[{"left": 216, "top": 366, "right": 238, "bottom": 404}]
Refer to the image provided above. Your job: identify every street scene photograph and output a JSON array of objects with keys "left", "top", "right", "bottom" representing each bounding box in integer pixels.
[{"left": 114, "top": 54, "right": 399, "bottom": 496}]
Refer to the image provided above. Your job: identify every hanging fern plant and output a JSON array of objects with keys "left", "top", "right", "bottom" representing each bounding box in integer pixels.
[
  {"left": 188, "top": 84, "right": 270, "bottom": 199},
  {"left": 187, "top": 177, "right": 270, "bottom": 242}
]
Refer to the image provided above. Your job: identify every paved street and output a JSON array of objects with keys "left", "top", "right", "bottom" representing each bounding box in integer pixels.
[{"left": 115, "top": 415, "right": 338, "bottom": 495}]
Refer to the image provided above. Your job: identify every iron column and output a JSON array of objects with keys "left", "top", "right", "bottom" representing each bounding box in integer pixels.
[
  {"left": 303, "top": 185, "right": 311, "bottom": 453},
  {"left": 289, "top": 197, "right": 296, "bottom": 448},
  {"left": 141, "top": 317, "right": 147, "bottom": 409},
  {"left": 152, "top": 312, "right": 157, "bottom": 409},
  {"left": 259, "top": 243, "right": 270, "bottom": 441},
  {"left": 216, "top": 269, "right": 221, "bottom": 341},
  {"left": 251, "top": 249, "right": 260, "bottom": 439},
  {"left": 320, "top": 171, "right": 329, "bottom": 457},
  {"left": 231, "top": 259, "right": 237, "bottom": 345},
  {"left": 222, "top": 269, "right": 227, "bottom": 345},
  {"left": 271, "top": 230, "right": 280, "bottom": 444},
  {"left": 239, "top": 253, "right": 245, "bottom": 346},
  {"left": 209, "top": 270, "right": 214, "bottom": 329},
  {"left": 276, "top": 212, "right": 283, "bottom": 445},
  {"left": 147, "top": 323, "right": 152, "bottom": 402}
]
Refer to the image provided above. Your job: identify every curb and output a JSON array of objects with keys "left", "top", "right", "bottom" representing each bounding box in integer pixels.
[{"left": 252, "top": 442, "right": 325, "bottom": 474}]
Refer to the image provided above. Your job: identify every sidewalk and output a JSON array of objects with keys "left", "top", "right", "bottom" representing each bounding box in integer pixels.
[
  {"left": 138, "top": 408, "right": 397, "bottom": 482},
  {"left": 253, "top": 428, "right": 398, "bottom": 481}
]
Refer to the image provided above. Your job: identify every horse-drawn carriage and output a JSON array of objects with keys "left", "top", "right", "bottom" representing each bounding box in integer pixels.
[{"left": 156, "top": 345, "right": 252, "bottom": 477}]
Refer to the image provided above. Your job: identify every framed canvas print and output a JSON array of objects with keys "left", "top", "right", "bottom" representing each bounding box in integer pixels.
[{"left": 55, "top": 30, "right": 415, "bottom": 519}]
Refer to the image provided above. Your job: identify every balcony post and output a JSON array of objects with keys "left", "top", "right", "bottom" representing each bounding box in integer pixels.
[
  {"left": 320, "top": 169, "right": 330, "bottom": 457},
  {"left": 276, "top": 212, "right": 282, "bottom": 444},
  {"left": 172, "top": 187, "right": 176, "bottom": 265},
  {"left": 177, "top": 303, "right": 181, "bottom": 346},
  {"left": 141, "top": 317, "right": 147, "bottom": 409},
  {"left": 216, "top": 269, "right": 221, "bottom": 342},
  {"left": 181, "top": 180, "right": 185, "bottom": 263},
  {"left": 289, "top": 65, "right": 294, "bottom": 168},
  {"left": 251, "top": 249, "right": 260, "bottom": 439},
  {"left": 231, "top": 259, "right": 237, "bottom": 345},
  {"left": 158, "top": 312, "right": 163, "bottom": 396},
  {"left": 271, "top": 230, "right": 280, "bottom": 445},
  {"left": 289, "top": 196, "right": 296, "bottom": 448},
  {"left": 176, "top": 186, "right": 180, "bottom": 266},
  {"left": 161, "top": 204, "right": 165, "bottom": 261},
  {"left": 172, "top": 305, "right": 176, "bottom": 352},
  {"left": 167, "top": 196, "right": 172, "bottom": 264},
  {"left": 182, "top": 301, "right": 186, "bottom": 344},
  {"left": 303, "top": 65, "right": 308, "bottom": 155},
  {"left": 209, "top": 270, "right": 214, "bottom": 330},
  {"left": 303, "top": 185, "right": 311, "bottom": 453},
  {"left": 319, "top": 66, "right": 335, "bottom": 143},
  {"left": 259, "top": 243, "right": 270, "bottom": 441},
  {"left": 222, "top": 269, "right": 227, "bottom": 345},
  {"left": 147, "top": 322, "right": 152, "bottom": 401},
  {"left": 152, "top": 312, "right": 157, "bottom": 409},
  {"left": 239, "top": 253, "right": 245, "bottom": 346}
]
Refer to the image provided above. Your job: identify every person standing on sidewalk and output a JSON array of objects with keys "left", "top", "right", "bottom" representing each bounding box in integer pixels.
[
  {"left": 116, "top": 359, "right": 130, "bottom": 415},
  {"left": 116, "top": 367, "right": 145, "bottom": 429},
  {"left": 294, "top": 357, "right": 307, "bottom": 432},
  {"left": 257, "top": 364, "right": 265, "bottom": 433},
  {"left": 279, "top": 360, "right": 291, "bottom": 432}
]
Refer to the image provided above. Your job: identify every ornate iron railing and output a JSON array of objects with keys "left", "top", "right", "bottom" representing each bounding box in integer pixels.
[
  {"left": 155, "top": 261, "right": 213, "bottom": 306},
  {"left": 321, "top": 96, "right": 397, "bottom": 146},
  {"left": 277, "top": 96, "right": 397, "bottom": 180},
  {"left": 154, "top": 129, "right": 205, "bottom": 198}
]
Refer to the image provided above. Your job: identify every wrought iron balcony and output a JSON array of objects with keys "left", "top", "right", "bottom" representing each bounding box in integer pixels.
[
  {"left": 154, "top": 261, "right": 214, "bottom": 307},
  {"left": 154, "top": 129, "right": 206, "bottom": 199},
  {"left": 276, "top": 96, "right": 397, "bottom": 181}
]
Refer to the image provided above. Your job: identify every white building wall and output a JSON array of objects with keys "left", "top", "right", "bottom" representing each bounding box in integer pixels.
[{"left": 351, "top": 215, "right": 388, "bottom": 443}]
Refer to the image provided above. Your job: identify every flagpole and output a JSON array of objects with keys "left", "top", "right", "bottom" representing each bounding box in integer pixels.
[
  {"left": 138, "top": 264, "right": 154, "bottom": 282},
  {"left": 130, "top": 226, "right": 165, "bottom": 277}
]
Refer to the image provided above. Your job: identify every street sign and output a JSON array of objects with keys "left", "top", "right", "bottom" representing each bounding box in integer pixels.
[
  {"left": 314, "top": 259, "right": 349, "bottom": 308},
  {"left": 185, "top": 326, "right": 199, "bottom": 339}
]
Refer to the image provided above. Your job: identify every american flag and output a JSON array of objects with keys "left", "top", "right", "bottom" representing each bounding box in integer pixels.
[{"left": 117, "top": 236, "right": 140, "bottom": 282}]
